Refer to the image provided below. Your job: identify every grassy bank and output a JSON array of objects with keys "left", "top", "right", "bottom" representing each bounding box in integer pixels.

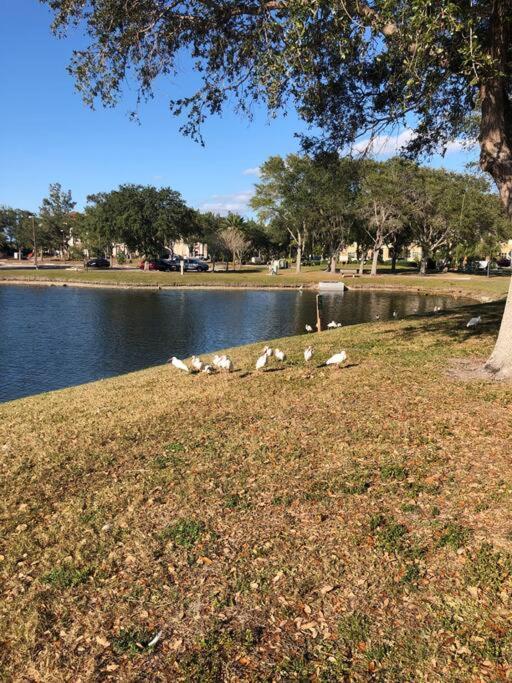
[
  {"left": 1, "top": 301, "right": 512, "bottom": 680},
  {"left": 0, "top": 266, "right": 510, "bottom": 301}
]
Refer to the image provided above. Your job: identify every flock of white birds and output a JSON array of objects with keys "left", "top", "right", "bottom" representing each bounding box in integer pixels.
[
  {"left": 169, "top": 307, "right": 481, "bottom": 376},
  {"left": 169, "top": 339, "right": 348, "bottom": 375}
]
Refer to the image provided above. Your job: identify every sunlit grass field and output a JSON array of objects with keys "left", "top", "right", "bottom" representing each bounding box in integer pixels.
[{"left": 2, "top": 299, "right": 512, "bottom": 680}]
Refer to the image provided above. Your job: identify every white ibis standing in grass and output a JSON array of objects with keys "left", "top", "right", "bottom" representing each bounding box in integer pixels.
[
  {"left": 327, "top": 321, "right": 338, "bottom": 329},
  {"left": 274, "top": 348, "right": 286, "bottom": 362},
  {"left": 170, "top": 357, "right": 189, "bottom": 373},
  {"left": 256, "top": 353, "right": 268, "bottom": 371},
  {"left": 219, "top": 356, "right": 233, "bottom": 372},
  {"left": 213, "top": 354, "right": 227, "bottom": 368},
  {"left": 467, "top": 315, "right": 481, "bottom": 328},
  {"left": 392, "top": 311, "right": 398, "bottom": 319},
  {"left": 325, "top": 350, "right": 347, "bottom": 367},
  {"left": 191, "top": 356, "right": 204, "bottom": 372},
  {"left": 304, "top": 346, "right": 314, "bottom": 362},
  {"left": 305, "top": 324, "right": 313, "bottom": 333},
  {"left": 263, "top": 345, "right": 273, "bottom": 357}
]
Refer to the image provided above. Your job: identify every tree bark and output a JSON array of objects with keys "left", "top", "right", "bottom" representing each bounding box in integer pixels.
[
  {"left": 419, "top": 255, "right": 428, "bottom": 276},
  {"left": 358, "top": 255, "right": 365, "bottom": 276},
  {"left": 329, "top": 254, "right": 337, "bottom": 273},
  {"left": 295, "top": 231, "right": 302, "bottom": 273},
  {"left": 480, "top": 1, "right": 512, "bottom": 377},
  {"left": 486, "top": 276, "right": 512, "bottom": 378},
  {"left": 391, "top": 250, "right": 397, "bottom": 273},
  {"left": 370, "top": 247, "right": 379, "bottom": 276}
]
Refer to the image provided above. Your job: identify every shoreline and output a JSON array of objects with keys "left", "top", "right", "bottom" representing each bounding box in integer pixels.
[{"left": 0, "top": 274, "right": 499, "bottom": 302}]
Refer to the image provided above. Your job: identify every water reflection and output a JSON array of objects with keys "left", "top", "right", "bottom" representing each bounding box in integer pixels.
[{"left": 0, "top": 285, "right": 470, "bottom": 402}]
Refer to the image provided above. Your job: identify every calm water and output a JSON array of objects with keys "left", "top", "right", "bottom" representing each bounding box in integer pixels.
[{"left": 0, "top": 285, "right": 471, "bottom": 402}]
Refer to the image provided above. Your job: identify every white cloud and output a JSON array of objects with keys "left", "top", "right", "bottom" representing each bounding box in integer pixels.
[
  {"left": 445, "top": 139, "right": 471, "bottom": 153},
  {"left": 351, "top": 128, "right": 476, "bottom": 158},
  {"left": 242, "top": 166, "right": 261, "bottom": 177},
  {"left": 199, "top": 190, "right": 254, "bottom": 216},
  {"left": 351, "top": 129, "right": 416, "bottom": 156}
]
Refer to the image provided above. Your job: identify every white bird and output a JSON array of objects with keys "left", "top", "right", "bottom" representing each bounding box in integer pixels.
[
  {"left": 304, "top": 346, "right": 314, "bottom": 362},
  {"left": 305, "top": 324, "right": 314, "bottom": 333},
  {"left": 220, "top": 356, "right": 233, "bottom": 372},
  {"left": 337, "top": 322, "right": 342, "bottom": 328},
  {"left": 274, "top": 348, "right": 286, "bottom": 362},
  {"left": 375, "top": 314, "right": 380, "bottom": 320},
  {"left": 392, "top": 311, "right": 398, "bottom": 319},
  {"left": 147, "top": 631, "right": 163, "bottom": 648},
  {"left": 327, "top": 321, "right": 338, "bottom": 329},
  {"left": 434, "top": 305, "right": 442, "bottom": 313},
  {"left": 170, "top": 356, "right": 189, "bottom": 373},
  {"left": 325, "top": 350, "right": 347, "bottom": 366},
  {"left": 213, "top": 354, "right": 226, "bottom": 368},
  {"left": 263, "top": 345, "right": 273, "bottom": 357},
  {"left": 202, "top": 364, "right": 214, "bottom": 374},
  {"left": 467, "top": 315, "right": 481, "bottom": 328},
  {"left": 191, "top": 355, "right": 204, "bottom": 372},
  {"left": 299, "top": 285, "right": 304, "bottom": 292},
  {"left": 255, "top": 353, "right": 268, "bottom": 371}
]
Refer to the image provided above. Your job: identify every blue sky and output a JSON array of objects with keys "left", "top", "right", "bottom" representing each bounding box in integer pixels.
[{"left": 0, "top": 0, "right": 478, "bottom": 215}]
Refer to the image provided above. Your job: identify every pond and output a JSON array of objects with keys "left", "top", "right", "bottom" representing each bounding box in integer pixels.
[{"left": 0, "top": 284, "right": 472, "bottom": 402}]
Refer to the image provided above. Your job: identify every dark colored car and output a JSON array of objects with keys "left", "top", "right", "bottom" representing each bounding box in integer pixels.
[
  {"left": 139, "top": 258, "right": 180, "bottom": 272},
  {"left": 86, "top": 257, "right": 110, "bottom": 268},
  {"left": 183, "top": 258, "right": 209, "bottom": 272}
]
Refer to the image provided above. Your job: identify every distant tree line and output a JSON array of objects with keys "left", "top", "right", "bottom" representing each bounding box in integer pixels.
[
  {"left": 2, "top": 156, "right": 510, "bottom": 274},
  {"left": 251, "top": 154, "right": 511, "bottom": 275}
]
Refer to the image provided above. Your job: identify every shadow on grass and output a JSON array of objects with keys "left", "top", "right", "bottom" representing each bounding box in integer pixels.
[
  {"left": 390, "top": 300, "right": 505, "bottom": 345},
  {"left": 209, "top": 267, "right": 265, "bottom": 275},
  {"left": 316, "top": 362, "right": 361, "bottom": 370}
]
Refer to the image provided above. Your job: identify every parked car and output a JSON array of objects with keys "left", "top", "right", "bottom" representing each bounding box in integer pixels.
[
  {"left": 86, "top": 257, "right": 110, "bottom": 269},
  {"left": 139, "top": 258, "right": 180, "bottom": 272},
  {"left": 183, "top": 258, "right": 209, "bottom": 272}
]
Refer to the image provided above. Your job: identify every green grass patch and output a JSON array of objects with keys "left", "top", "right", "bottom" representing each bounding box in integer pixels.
[
  {"left": 159, "top": 518, "right": 205, "bottom": 548},
  {"left": 42, "top": 565, "right": 92, "bottom": 589}
]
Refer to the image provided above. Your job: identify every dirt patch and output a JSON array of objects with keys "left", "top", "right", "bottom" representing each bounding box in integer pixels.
[{"left": 446, "top": 357, "right": 512, "bottom": 382}]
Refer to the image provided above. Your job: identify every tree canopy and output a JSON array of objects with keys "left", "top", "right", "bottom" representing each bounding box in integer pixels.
[
  {"left": 42, "top": 1, "right": 512, "bottom": 216},
  {"left": 82, "top": 184, "right": 196, "bottom": 258},
  {"left": 251, "top": 153, "right": 510, "bottom": 274}
]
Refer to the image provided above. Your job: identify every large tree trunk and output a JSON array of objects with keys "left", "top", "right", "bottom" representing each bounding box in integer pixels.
[
  {"left": 329, "top": 254, "right": 337, "bottom": 273},
  {"left": 296, "top": 233, "right": 302, "bottom": 273},
  {"left": 391, "top": 250, "right": 397, "bottom": 273},
  {"left": 419, "top": 255, "right": 429, "bottom": 276},
  {"left": 486, "top": 276, "right": 512, "bottom": 378},
  {"left": 358, "top": 255, "right": 365, "bottom": 276},
  {"left": 370, "top": 247, "right": 379, "bottom": 276},
  {"left": 480, "top": 3, "right": 512, "bottom": 377}
]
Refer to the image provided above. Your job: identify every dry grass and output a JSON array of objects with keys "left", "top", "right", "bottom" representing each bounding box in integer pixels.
[{"left": 1, "top": 301, "right": 512, "bottom": 681}]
